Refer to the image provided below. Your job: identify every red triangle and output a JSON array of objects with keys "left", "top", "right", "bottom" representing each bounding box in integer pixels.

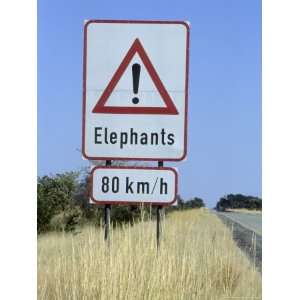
[{"left": 92, "top": 38, "right": 179, "bottom": 115}]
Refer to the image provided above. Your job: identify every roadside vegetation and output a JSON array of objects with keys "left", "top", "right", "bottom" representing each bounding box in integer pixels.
[
  {"left": 37, "top": 169, "right": 205, "bottom": 234},
  {"left": 215, "top": 194, "right": 262, "bottom": 212},
  {"left": 38, "top": 209, "right": 261, "bottom": 300},
  {"left": 38, "top": 170, "right": 261, "bottom": 299}
]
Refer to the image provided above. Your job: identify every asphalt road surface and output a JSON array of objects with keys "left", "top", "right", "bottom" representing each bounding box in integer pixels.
[
  {"left": 217, "top": 211, "right": 262, "bottom": 236},
  {"left": 215, "top": 211, "right": 262, "bottom": 272}
]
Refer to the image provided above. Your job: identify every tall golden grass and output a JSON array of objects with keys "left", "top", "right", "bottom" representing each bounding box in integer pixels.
[{"left": 38, "top": 209, "right": 261, "bottom": 300}]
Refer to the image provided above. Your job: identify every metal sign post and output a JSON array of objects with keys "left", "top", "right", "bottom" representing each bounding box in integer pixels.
[
  {"left": 156, "top": 205, "right": 162, "bottom": 250},
  {"left": 104, "top": 160, "right": 112, "bottom": 242},
  {"left": 104, "top": 204, "right": 111, "bottom": 242},
  {"left": 156, "top": 161, "right": 164, "bottom": 249}
]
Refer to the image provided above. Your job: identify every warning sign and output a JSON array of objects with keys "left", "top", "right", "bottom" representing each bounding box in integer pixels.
[
  {"left": 92, "top": 38, "right": 178, "bottom": 115},
  {"left": 82, "top": 20, "right": 190, "bottom": 161}
]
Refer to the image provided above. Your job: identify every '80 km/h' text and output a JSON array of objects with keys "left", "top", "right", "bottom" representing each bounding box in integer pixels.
[{"left": 91, "top": 166, "right": 178, "bottom": 205}]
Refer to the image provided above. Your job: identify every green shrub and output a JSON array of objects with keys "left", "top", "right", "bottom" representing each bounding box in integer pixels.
[
  {"left": 37, "top": 172, "right": 79, "bottom": 233},
  {"left": 49, "top": 206, "right": 83, "bottom": 232}
]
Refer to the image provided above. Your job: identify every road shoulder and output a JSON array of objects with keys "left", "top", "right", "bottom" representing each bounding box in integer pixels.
[{"left": 217, "top": 213, "right": 262, "bottom": 273}]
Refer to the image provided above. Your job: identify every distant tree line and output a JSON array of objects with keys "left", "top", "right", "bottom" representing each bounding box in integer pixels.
[
  {"left": 172, "top": 195, "right": 205, "bottom": 210},
  {"left": 215, "top": 194, "right": 262, "bottom": 211},
  {"left": 37, "top": 170, "right": 206, "bottom": 234}
]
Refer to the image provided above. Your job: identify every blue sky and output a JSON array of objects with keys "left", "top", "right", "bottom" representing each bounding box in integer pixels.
[{"left": 38, "top": 0, "right": 261, "bottom": 207}]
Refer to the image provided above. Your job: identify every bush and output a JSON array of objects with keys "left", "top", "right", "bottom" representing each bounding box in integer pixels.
[
  {"left": 185, "top": 197, "right": 205, "bottom": 209},
  {"left": 215, "top": 194, "right": 262, "bottom": 211},
  {"left": 38, "top": 169, "right": 207, "bottom": 233},
  {"left": 37, "top": 172, "right": 80, "bottom": 233},
  {"left": 49, "top": 206, "right": 83, "bottom": 232}
]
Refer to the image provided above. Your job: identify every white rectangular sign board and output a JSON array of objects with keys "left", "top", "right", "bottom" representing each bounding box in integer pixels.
[
  {"left": 90, "top": 166, "right": 178, "bottom": 205},
  {"left": 82, "top": 20, "right": 189, "bottom": 161}
]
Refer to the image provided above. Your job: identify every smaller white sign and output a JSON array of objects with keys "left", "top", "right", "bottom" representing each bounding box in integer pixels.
[{"left": 91, "top": 166, "right": 178, "bottom": 205}]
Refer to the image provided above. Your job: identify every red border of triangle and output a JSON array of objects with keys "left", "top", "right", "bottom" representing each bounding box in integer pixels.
[{"left": 92, "top": 38, "right": 179, "bottom": 115}]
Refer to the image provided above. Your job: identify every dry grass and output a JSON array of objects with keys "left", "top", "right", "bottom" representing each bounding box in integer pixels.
[{"left": 38, "top": 209, "right": 261, "bottom": 300}]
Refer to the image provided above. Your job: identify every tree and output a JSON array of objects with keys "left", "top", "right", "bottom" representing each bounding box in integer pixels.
[
  {"left": 184, "top": 197, "right": 205, "bottom": 209},
  {"left": 215, "top": 194, "right": 262, "bottom": 211},
  {"left": 37, "top": 166, "right": 207, "bottom": 233},
  {"left": 37, "top": 172, "right": 80, "bottom": 233}
]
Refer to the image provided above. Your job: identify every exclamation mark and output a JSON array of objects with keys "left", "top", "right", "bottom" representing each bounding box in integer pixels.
[{"left": 132, "top": 63, "right": 141, "bottom": 104}]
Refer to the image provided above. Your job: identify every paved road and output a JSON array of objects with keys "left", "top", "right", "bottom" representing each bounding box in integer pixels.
[
  {"left": 215, "top": 210, "right": 262, "bottom": 272},
  {"left": 217, "top": 211, "right": 262, "bottom": 236}
]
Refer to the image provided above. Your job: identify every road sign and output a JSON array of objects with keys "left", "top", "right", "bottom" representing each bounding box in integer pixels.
[
  {"left": 82, "top": 20, "right": 190, "bottom": 161},
  {"left": 90, "top": 166, "right": 178, "bottom": 205}
]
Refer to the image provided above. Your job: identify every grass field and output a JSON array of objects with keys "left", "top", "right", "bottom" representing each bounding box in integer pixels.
[{"left": 38, "top": 209, "right": 261, "bottom": 300}]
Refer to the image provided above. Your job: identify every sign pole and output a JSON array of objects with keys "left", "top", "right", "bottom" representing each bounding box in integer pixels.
[
  {"left": 104, "top": 204, "right": 111, "bottom": 242},
  {"left": 156, "top": 205, "right": 162, "bottom": 249},
  {"left": 104, "top": 160, "right": 112, "bottom": 242},
  {"left": 156, "top": 161, "right": 164, "bottom": 249}
]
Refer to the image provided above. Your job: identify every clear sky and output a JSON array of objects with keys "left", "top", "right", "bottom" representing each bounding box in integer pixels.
[{"left": 38, "top": 0, "right": 261, "bottom": 208}]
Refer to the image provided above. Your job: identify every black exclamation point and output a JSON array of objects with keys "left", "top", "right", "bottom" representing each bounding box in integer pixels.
[{"left": 132, "top": 63, "right": 141, "bottom": 104}]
